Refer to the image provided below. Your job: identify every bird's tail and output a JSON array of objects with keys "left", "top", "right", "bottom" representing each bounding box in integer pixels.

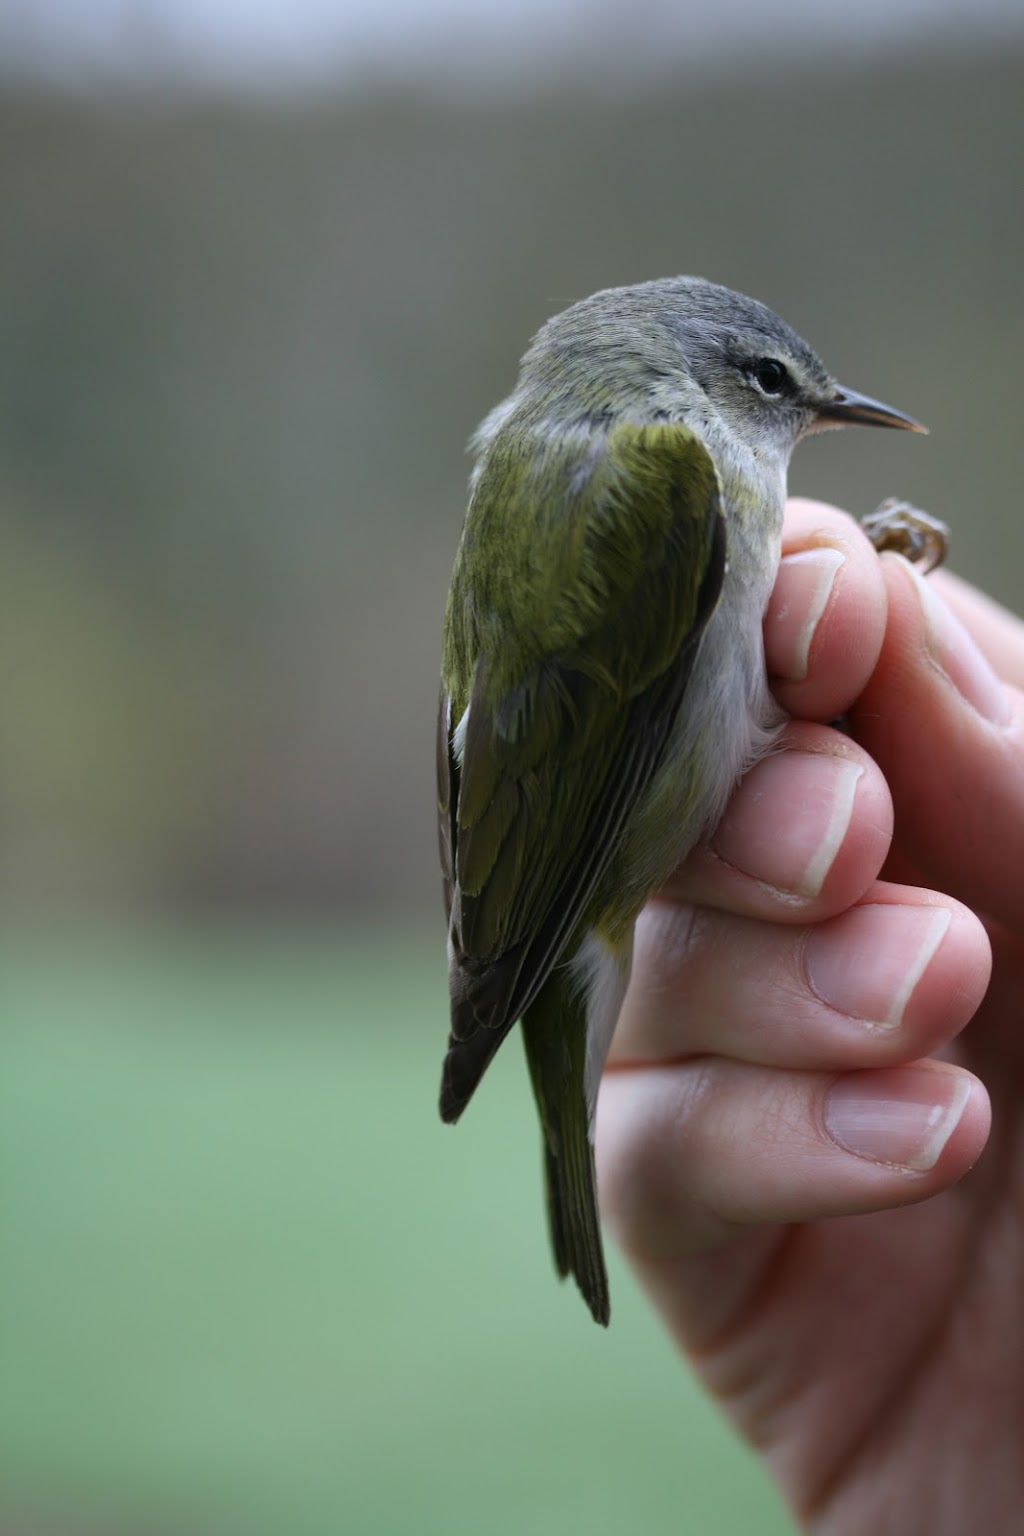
[{"left": 522, "top": 972, "right": 610, "bottom": 1326}]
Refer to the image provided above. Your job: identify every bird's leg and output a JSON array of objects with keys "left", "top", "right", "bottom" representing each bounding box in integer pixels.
[{"left": 861, "top": 498, "right": 950, "bottom": 574}]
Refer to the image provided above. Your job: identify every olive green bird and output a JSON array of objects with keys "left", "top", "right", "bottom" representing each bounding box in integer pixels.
[{"left": 437, "top": 277, "right": 925, "bottom": 1325}]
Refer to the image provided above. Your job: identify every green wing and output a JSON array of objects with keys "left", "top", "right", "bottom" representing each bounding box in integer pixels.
[{"left": 438, "top": 420, "right": 725, "bottom": 1120}]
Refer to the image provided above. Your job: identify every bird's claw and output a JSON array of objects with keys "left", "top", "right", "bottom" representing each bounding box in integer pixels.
[{"left": 861, "top": 498, "right": 950, "bottom": 574}]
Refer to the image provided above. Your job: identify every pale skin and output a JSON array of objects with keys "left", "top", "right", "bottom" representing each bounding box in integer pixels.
[{"left": 597, "top": 498, "right": 1024, "bottom": 1534}]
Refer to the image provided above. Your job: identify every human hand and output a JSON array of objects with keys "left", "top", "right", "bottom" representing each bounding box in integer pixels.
[{"left": 597, "top": 498, "right": 1024, "bottom": 1533}]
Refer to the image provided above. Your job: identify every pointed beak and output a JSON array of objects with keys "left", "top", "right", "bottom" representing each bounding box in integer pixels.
[{"left": 817, "top": 384, "right": 928, "bottom": 434}]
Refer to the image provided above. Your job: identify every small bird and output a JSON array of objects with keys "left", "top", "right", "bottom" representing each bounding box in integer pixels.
[{"left": 436, "top": 277, "right": 926, "bottom": 1325}]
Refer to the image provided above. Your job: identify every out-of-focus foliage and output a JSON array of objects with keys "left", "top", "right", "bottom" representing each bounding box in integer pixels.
[
  {"left": 0, "top": 929, "right": 795, "bottom": 1536},
  {"left": 1, "top": 47, "right": 1022, "bottom": 920}
]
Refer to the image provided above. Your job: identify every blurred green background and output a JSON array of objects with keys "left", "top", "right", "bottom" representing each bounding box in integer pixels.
[{"left": 2, "top": 7, "right": 1023, "bottom": 1532}]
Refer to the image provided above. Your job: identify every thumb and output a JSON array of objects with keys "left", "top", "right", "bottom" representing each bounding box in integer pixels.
[{"left": 851, "top": 554, "right": 1024, "bottom": 930}]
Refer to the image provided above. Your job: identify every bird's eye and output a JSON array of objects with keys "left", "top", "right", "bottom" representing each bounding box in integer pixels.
[{"left": 746, "top": 358, "right": 791, "bottom": 396}]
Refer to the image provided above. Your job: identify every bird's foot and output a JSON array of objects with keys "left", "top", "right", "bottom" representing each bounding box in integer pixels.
[{"left": 861, "top": 498, "right": 950, "bottom": 573}]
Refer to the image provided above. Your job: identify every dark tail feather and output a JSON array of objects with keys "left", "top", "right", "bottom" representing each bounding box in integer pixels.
[
  {"left": 522, "top": 975, "right": 610, "bottom": 1326},
  {"left": 540, "top": 1114, "right": 609, "bottom": 1326}
]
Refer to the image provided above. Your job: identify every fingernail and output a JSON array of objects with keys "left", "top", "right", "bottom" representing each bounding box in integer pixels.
[
  {"left": 713, "top": 752, "right": 863, "bottom": 899},
  {"left": 895, "top": 555, "right": 1010, "bottom": 725},
  {"left": 806, "top": 904, "right": 951, "bottom": 1029},
  {"left": 824, "top": 1065, "right": 970, "bottom": 1172},
  {"left": 766, "top": 548, "right": 846, "bottom": 682}
]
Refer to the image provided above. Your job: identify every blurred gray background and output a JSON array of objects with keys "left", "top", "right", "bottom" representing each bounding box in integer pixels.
[
  {"left": 2, "top": 1, "right": 1023, "bottom": 923},
  {"left": 1, "top": 3, "right": 1022, "bottom": 1533}
]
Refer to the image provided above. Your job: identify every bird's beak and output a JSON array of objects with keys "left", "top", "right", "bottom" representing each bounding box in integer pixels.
[{"left": 817, "top": 385, "right": 928, "bottom": 434}]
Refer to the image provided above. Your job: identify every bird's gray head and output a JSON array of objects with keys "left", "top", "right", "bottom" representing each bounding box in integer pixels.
[{"left": 507, "top": 276, "right": 921, "bottom": 467}]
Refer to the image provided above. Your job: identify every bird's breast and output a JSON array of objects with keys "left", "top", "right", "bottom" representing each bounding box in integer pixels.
[{"left": 598, "top": 505, "right": 784, "bottom": 923}]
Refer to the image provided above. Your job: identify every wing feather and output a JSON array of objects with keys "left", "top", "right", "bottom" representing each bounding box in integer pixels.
[{"left": 438, "top": 420, "right": 725, "bottom": 1117}]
